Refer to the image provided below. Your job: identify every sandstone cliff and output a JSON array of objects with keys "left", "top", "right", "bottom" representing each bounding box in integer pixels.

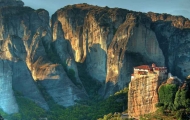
[
  {"left": 0, "top": 1, "right": 190, "bottom": 114},
  {"left": 128, "top": 64, "right": 167, "bottom": 118},
  {"left": 52, "top": 4, "right": 190, "bottom": 97},
  {"left": 0, "top": 1, "right": 87, "bottom": 113},
  {"left": 148, "top": 12, "right": 190, "bottom": 79},
  {"left": 128, "top": 75, "right": 162, "bottom": 118}
]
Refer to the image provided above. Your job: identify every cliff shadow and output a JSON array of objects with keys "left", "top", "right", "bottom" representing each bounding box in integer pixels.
[
  {"left": 85, "top": 43, "right": 107, "bottom": 82},
  {"left": 103, "top": 51, "right": 154, "bottom": 97},
  {"left": 102, "top": 81, "right": 119, "bottom": 98},
  {"left": 151, "top": 20, "right": 190, "bottom": 79}
]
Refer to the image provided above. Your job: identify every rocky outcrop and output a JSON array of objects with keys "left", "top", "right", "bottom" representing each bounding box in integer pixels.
[
  {"left": 0, "top": 2, "right": 87, "bottom": 114},
  {"left": 53, "top": 4, "right": 167, "bottom": 97},
  {"left": 0, "top": 0, "right": 24, "bottom": 7},
  {"left": 128, "top": 66, "right": 167, "bottom": 118},
  {"left": 0, "top": 2, "right": 190, "bottom": 114},
  {"left": 128, "top": 76, "right": 160, "bottom": 118},
  {"left": 148, "top": 13, "right": 190, "bottom": 79},
  {"left": 52, "top": 4, "right": 190, "bottom": 97},
  {"left": 51, "top": 16, "right": 82, "bottom": 86},
  {"left": 105, "top": 14, "right": 165, "bottom": 96},
  {"left": 0, "top": 6, "right": 51, "bottom": 111}
]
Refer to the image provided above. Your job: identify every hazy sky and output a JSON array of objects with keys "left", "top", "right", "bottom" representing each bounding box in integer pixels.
[{"left": 22, "top": 0, "right": 190, "bottom": 19}]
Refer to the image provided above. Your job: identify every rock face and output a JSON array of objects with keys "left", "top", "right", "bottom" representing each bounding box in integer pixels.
[
  {"left": 148, "top": 12, "right": 190, "bottom": 79},
  {"left": 12, "top": 60, "right": 49, "bottom": 110},
  {"left": 53, "top": 4, "right": 190, "bottom": 97},
  {"left": 0, "top": 2, "right": 87, "bottom": 114},
  {"left": 51, "top": 16, "right": 83, "bottom": 86},
  {"left": 0, "top": 60, "right": 18, "bottom": 114},
  {"left": 0, "top": 0, "right": 24, "bottom": 7},
  {"left": 0, "top": 2, "right": 190, "bottom": 114},
  {"left": 128, "top": 64, "right": 167, "bottom": 118}
]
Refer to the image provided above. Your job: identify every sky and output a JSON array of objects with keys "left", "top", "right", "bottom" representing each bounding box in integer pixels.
[{"left": 22, "top": 0, "right": 190, "bottom": 19}]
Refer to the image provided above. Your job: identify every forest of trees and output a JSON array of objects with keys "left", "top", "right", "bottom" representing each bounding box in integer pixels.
[
  {"left": 0, "top": 87, "right": 128, "bottom": 120},
  {"left": 143, "top": 78, "right": 190, "bottom": 120}
]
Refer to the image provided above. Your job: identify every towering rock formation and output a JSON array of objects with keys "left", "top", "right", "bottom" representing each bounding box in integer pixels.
[
  {"left": 128, "top": 64, "right": 167, "bottom": 118},
  {"left": 0, "top": 1, "right": 87, "bottom": 114},
  {"left": 148, "top": 12, "right": 190, "bottom": 79},
  {"left": 0, "top": 2, "right": 190, "bottom": 114},
  {"left": 51, "top": 15, "right": 83, "bottom": 86},
  {"left": 52, "top": 4, "right": 190, "bottom": 97},
  {"left": 53, "top": 4, "right": 183, "bottom": 97}
]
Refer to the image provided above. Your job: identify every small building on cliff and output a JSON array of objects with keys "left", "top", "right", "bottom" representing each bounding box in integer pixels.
[{"left": 128, "top": 63, "right": 167, "bottom": 118}]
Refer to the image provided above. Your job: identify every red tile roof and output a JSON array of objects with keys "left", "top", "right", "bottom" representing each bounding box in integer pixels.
[
  {"left": 134, "top": 65, "right": 151, "bottom": 70},
  {"left": 134, "top": 63, "right": 167, "bottom": 72}
]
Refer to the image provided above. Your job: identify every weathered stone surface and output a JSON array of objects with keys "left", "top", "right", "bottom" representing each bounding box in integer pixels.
[
  {"left": 0, "top": 7, "right": 51, "bottom": 111},
  {"left": 128, "top": 64, "right": 167, "bottom": 118},
  {"left": 0, "top": 0, "right": 24, "bottom": 8},
  {"left": 0, "top": 2, "right": 190, "bottom": 114},
  {"left": 105, "top": 14, "right": 165, "bottom": 96},
  {"left": 51, "top": 18, "right": 82, "bottom": 85},
  {"left": 39, "top": 65, "right": 87, "bottom": 107},
  {"left": 12, "top": 60, "right": 49, "bottom": 110},
  {"left": 0, "top": 4, "right": 87, "bottom": 114},
  {"left": 148, "top": 14, "right": 190, "bottom": 79},
  {"left": 53, "top": 4, "right": 190, "bottom": 97},
  {"left": 53, "top": 4, "right": 115, "bottom": 82},
  {"left": 53, "top": 5, "right": 167, "bottom": 96},
  {"left": 0, "top": 60, "right": 18, "bottom": 114}
]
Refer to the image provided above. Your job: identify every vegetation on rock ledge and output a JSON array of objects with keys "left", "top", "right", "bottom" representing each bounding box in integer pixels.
[{"left": 141, "top": 78, "right": 190, "bottom": 120}]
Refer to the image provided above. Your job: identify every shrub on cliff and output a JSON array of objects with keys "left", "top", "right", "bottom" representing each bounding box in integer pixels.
[
  {"left": 174, "top": 89, "right": 190, "bottom": 109},
  {"left": 158, "top": 84, "right": 178, "bottom": 108},
  {"left": 156, "top": 80, "right": 190, "bottom": 119}
]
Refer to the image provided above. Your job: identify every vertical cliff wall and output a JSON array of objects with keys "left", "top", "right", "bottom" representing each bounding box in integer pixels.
[
  {"left": 1, "top": 2, "right": 190, "bottom": 114},
  {"left": 148, "top": 12, "right": 190, "bottom": 79},
  {"left": 53, "top": 5, "right": 167, "bottom": 96},
  {"left": 0, "top": 1, "right": 87, "bottom": 113},
  {"left": 0, "top": 60, "right": 18, "bottom": 114},
  {"left": 128, "top": 73, "right": 165, "bottom": 118},
  {"left": 52, "top": 4, "right": 190, "bottom": 97}
]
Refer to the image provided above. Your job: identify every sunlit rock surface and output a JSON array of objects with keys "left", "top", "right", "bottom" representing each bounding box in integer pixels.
[
  {"left": 53, "top": 4, "right": 190, "bottom": 97},
  {"left": 0, "top": 2, "right": 190, "bottom": 114},
  {"left": 54, "top": 4, "right": 190, "bottom": 97},
  {"left": 148, "top": 12, "right": 190, "bottom": 79},
  {"left": 0, "top": 2, "right": 87, "bottom": 114},
  {"left": 128, "top": 64, "right": 167, "bottom": 118},
  {"left": 51, "top": 18, "right": 83, "bottom": 85}
]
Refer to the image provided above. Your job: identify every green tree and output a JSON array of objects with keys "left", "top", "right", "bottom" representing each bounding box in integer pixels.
[
  {"left": 158, "top": 84, "right": 178, "bottom": 110},
  {"left": 174, "top": 89, "right": 190, "bottom": 109}
]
